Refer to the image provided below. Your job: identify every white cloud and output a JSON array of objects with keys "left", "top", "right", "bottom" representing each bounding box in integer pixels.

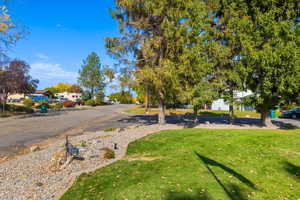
[
  {"left": 30, "top": 62, "right": 78, "bottom": 87},
  {"left": 35, "top": 53, "right": 49, "bottom": 60},
  {"left": 56, "top": 24, "right": 69, "bottom": 31}
]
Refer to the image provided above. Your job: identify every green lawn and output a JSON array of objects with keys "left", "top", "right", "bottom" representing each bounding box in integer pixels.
[
  {"left": 61, "top": 129, "right": 300, "bottom": 200},
  {"left": 124, "top": 107, "right": 276, "bottom": 118}
]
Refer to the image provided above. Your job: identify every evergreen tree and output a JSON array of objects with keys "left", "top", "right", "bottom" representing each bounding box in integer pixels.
[
  {"left": 106, "top": 0, "right": 207, "bottom": 124},
  {"left": 239, "top": 0, "right": 300, "bottom": 126},
  {"left": 207, "top": 0, "right": 300, "bottom": 126},
  {"left": 78, "top": 52, "right": 106, "bottom": 98}
]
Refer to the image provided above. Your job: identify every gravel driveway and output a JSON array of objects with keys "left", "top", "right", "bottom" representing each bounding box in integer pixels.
[{"left": 0, "top": 104, "right": 133, "bottom": 157}]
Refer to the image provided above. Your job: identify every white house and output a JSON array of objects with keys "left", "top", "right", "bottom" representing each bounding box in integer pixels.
[
  {"left": 7, "top": 93, "right": 26, "bottom": 102},
  {"left": 211, "top": 90, "right": 253, "bottom": 111},
  {"left": 55, "top": 92, "right": 82, "bottom": 101}
]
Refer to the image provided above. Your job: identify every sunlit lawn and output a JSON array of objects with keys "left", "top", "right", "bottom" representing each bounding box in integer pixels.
[{"left": 61, "top": 129, "right": 300, "bottom": 200}]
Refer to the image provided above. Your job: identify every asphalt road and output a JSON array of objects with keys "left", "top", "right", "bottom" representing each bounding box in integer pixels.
[{"left": 0, "top": 104, "right": 133, "bottom": 157}]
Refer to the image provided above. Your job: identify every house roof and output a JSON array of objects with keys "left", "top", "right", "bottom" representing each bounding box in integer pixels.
[{"left": 34, "top": 90, "right": 47, "bottom": 94}]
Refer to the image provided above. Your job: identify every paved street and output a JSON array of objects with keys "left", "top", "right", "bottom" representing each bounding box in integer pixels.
[
  {"left": 275, "top": 118, "right": 300, "bottom": 127},
  {"left": 0, "top": 104, "right": 133, "bottom": 157}
]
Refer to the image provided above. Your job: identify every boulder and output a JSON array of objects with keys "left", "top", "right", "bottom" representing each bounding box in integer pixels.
[
  {"left": 48, "top": 148, "right": 68, "bottom": 172},
  {"left": 30, "top": 146, "right": 40, "bottom": 152}
]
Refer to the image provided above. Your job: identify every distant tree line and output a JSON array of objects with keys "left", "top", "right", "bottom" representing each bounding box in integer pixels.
[{"left": 45, "top": 83, "right": 83, "bottom": 94}]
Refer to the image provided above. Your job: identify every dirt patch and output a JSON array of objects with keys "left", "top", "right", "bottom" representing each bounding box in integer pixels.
[
  {"left": 0, "top": 156, "right": 16, "bottom": 163},
  {"left": 277, "top": 148, "right": 300, "bottom": 156},
  {"left": 97, "top": 135, "right": 111, "bottom": 139},
  {"left": 124, "top": 154, "right": 164, "bottom": 162}
]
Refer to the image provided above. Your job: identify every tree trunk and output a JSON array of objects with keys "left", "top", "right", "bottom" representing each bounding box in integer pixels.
[
  {"left": 91, "top": 87, "right": 94, "bottom": 99},
  {"left": 144, "top": 88, "right": 149, "bottom": 113},
  {"left": 261, "top": 108, "right": 273, "bottom": 127},
  {"left": 1, "top": 90, "right": 7, "bottom": 113},
  {"left": 228, "top": 89, "right": 235, "bottom": 124},
  {"left": 229, "top": 103, "right": 235, "bottom": 124},
  {"left": 158, "top": 96, "right": 166, "bottom": 125},
  {"left": 1, "top": 100, "right": 4, "bottom": 113},
  {"left": 193, "top": 106, "right": 198, "bottom": 123}
]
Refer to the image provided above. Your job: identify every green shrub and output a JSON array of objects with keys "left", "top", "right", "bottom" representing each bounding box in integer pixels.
[
  {"left": 77, "top": 100, "right": 85, "bottom": 106},
  {"left": 4, "top": 104, "right": 34, "bottom": 113},
  {"left": 95, "top": 92, "right": 105, "bottom": 105},
  {"left": 23, "top": 98, "right": 35, "bottom": 107},
  {"left": 35, "top": 101, "right": 49, "bottom": 109},
  {"left": 53, "top": 103, "right": 63, "bottom": 109},
  {"left": 109, "top": 91, "right": 133, "bottom": 104},
  {"left": 85, "top": 99, "right": 96, "bottom": 106},
  {"left": 0, "top": 113, "right": 10, "bottom": 118},
  {"left": 80, "top": 140, "right": 87, "bottom": 147},
  {"left": 103, "top": 128, "right": 116, "bottom": 132}
]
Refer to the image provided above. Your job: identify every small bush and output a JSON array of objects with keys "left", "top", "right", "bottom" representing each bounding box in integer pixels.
[
  {"left": 0, "top": 113, "right": 10, "bottom": 118},
  {"left": 35, "top": 101, "right": 49, "bottom": 109},
  {"left": 103, "top": 128, "right": 116, "bottom": 132},
  {"left": 85, "top": 99, "right": 96, "bottom": 107},
  {"left": 95, "top": 92, "right": 105, "bottom": 105},
  {"left": 53, "top": 103, "right": 63, "bottom": 109},
  {"left": 76, "top": 100, "right": 85, "bottom": 106},
  {"left": 80, "top": 140, "right": 87, "bottom": 147},
  {"left": 4, "top": 104, "right": 34, "bottom": 113},
  {"left": 102, "top": 148, "right": 115, "bottom": 159},
  {"left": 23, "top": 98, "right": 35, "bottom": 107},
  {"left": 109, "top": 91, "right": 133, "bottom": 104},
  {"left": 63, "top": 100, "right": 75, "bottom": 108}
]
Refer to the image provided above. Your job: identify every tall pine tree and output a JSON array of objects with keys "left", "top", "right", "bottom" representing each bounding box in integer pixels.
[{"left": 106, "top": 0, "right": 207, "bottom": 124}]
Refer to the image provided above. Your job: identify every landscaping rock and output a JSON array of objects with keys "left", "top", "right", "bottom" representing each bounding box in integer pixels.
[
  {"left": 30, "top": 146, "right": 40, "bottom": 152},
  {"left": 48, "top": 148, "right": 67, "bottom": 172}
]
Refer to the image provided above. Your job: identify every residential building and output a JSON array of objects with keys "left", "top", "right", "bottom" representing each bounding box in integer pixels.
[
  {"left": 27, "top": 90, "right": 53, "bottom": 101},
  {"left": 55, "top": 92, "right": 82, "bottom": 101},
  {"left": 8, "top": 90, "right": 53, "bottom": 102},
  {"left": 211, "top": 90, "right": 254, "bottom": 111},
  {"left": 7, "top": 93, "right": 26, "bottom": 102}
]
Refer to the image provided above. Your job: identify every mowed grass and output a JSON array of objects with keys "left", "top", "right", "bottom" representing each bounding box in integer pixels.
[
  {"left": 61, "top": 129, "right": 300, "bottom": 200},
  {"left": 124, "top": 107, "right": 267, "bottom": 118}
]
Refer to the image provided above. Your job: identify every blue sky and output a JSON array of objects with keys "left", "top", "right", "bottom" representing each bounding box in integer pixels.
[{"left": 7, "top": 0, "right": 119, "bottom": 90}]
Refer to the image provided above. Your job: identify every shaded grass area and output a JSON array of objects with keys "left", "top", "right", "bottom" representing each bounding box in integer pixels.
[
  {"left": 61, "top": 129, "right": 300, "bottom": 200},
  {"left": 0, "top": 113, "right": 11, "bottom": 118},
  {"left": 124, "top": 107, "right": 193, "bottom": 115},
  {"left": 125, "top": 107, "right": 282, "bottom": 118}
]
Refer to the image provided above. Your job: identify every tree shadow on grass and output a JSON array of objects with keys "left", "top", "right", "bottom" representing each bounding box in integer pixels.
[
  {"left": 164, "top": 185, "right": 248, "bottom": 200},
  {"left": 283, "top": 162, "right": 300, "bottom": 181},
  {"left": 165, "top": 191, "right": 211, "bottom": 200},
  {"left": 195, "top": 152, "right": 257, "bottom": 200},
  {"left": 195, "top": 152, "right": 256, "bottom": 190}
]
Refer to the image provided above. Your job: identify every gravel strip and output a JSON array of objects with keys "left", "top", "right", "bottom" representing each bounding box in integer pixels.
[{"left": 0, "top": 124, "right": 182, "bottom": 200}]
